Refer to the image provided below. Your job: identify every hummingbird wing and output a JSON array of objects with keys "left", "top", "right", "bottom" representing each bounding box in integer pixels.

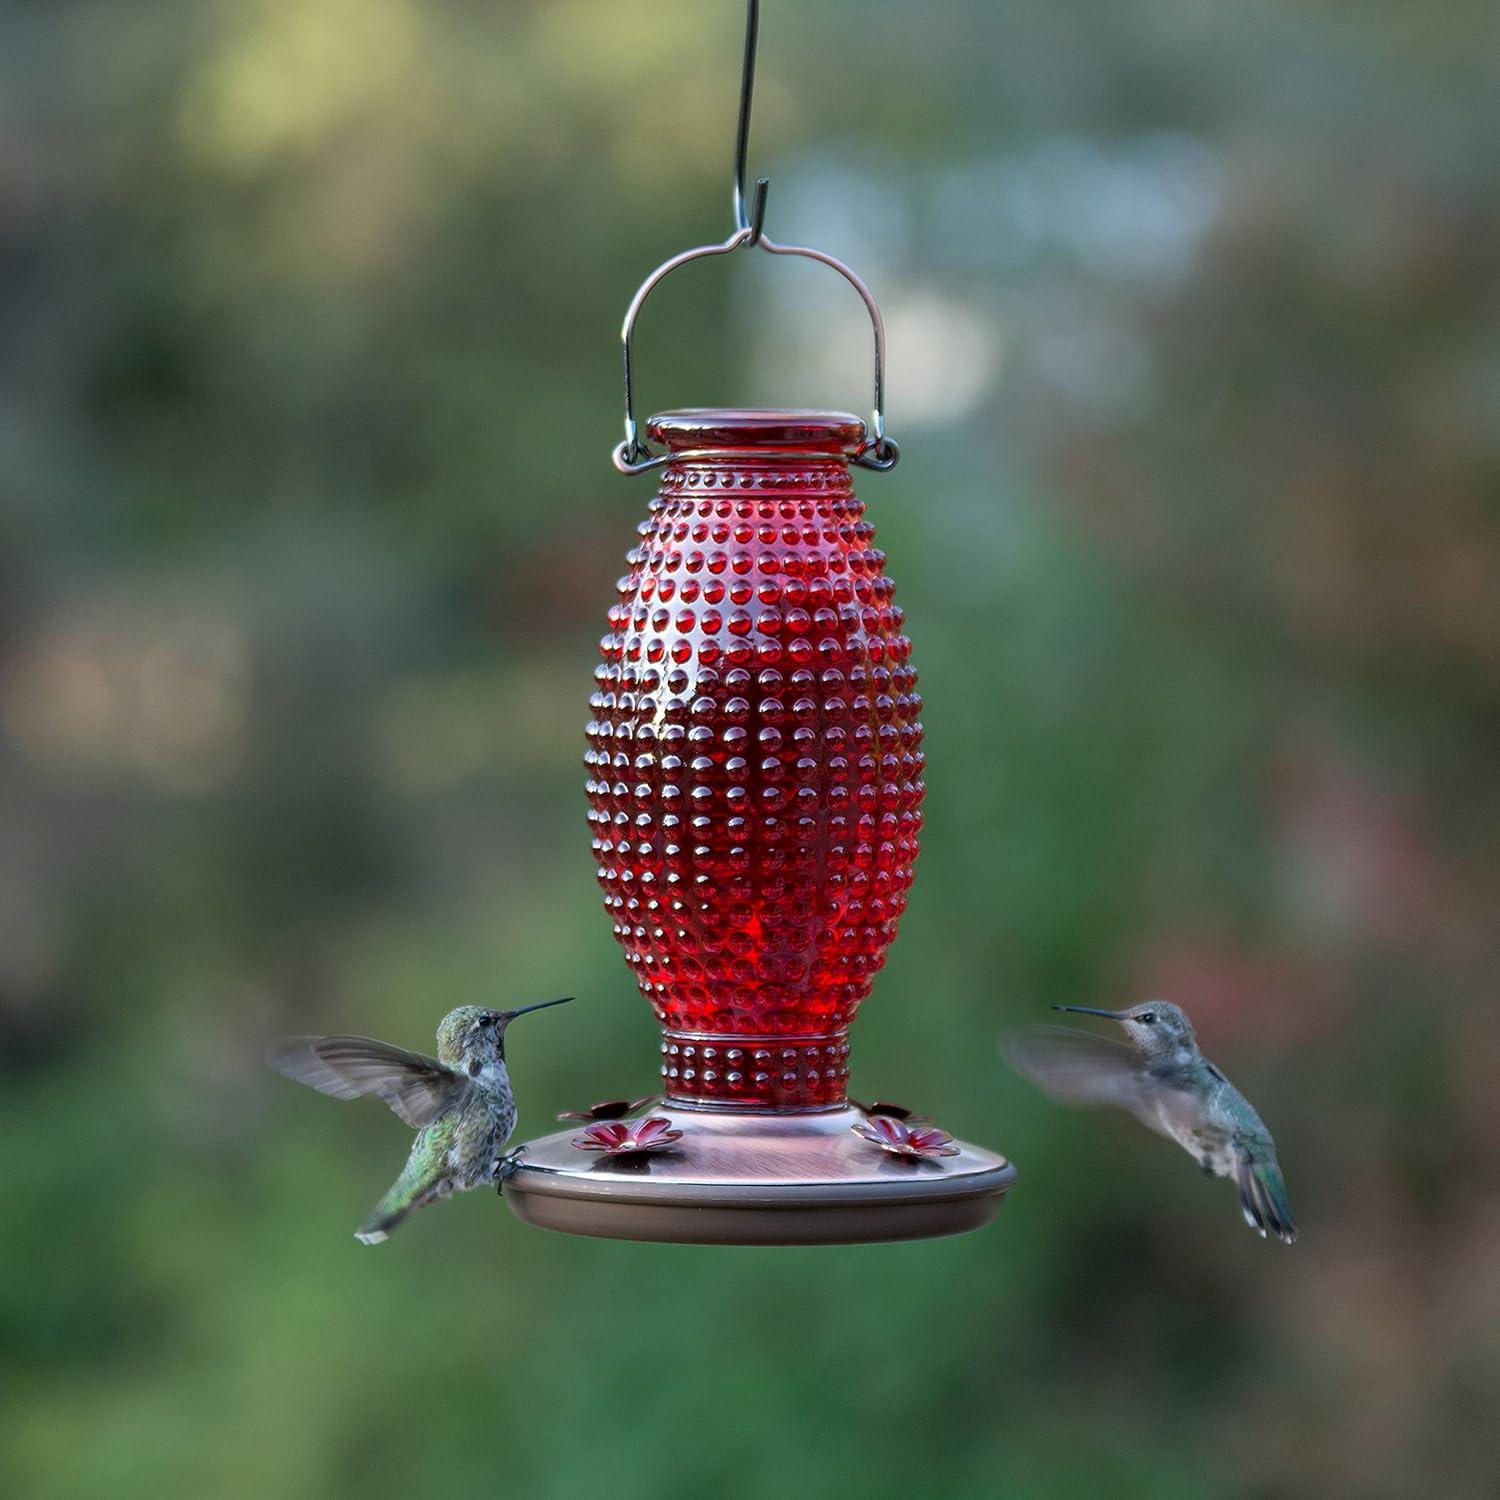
[
  {"left": 1002, "top": 1026, "right": 1161, "bottom": 1127},
  {"left": 267, "top": 1035, "right": 472, "bottom": 1128}
]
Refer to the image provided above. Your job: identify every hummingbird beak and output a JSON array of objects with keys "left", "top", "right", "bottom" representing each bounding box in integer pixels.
[
  {"left": 501, "top": 996, "right": 574, "bottom": 1022},
  {"left": 1051, "top": 1004, "right": 1126, "bottom": 1020}
]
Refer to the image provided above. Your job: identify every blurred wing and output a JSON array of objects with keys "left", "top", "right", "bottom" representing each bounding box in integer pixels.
[
  {"left": 1002, "top": 1026, "right": 1151, "bottom": 1115},
  {"left": 267, "top": 1035, "right": 471, "bottom": 1128}
]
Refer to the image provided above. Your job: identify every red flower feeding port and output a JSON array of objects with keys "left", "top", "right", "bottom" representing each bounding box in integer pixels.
[
  {"left": 501, "top": 4, "right": 1015, "bottom": 1245},
  {"left": 573, "top": 1118, "right": 685, "bottom": 1158}
]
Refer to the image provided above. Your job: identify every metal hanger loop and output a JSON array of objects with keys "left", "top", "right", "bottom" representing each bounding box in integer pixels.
[
  {"left": 733, "top": 0, "right": 769, "bottom": 246},
  {"left": 610, "top": 0, "right": 899, "bottom": 476},
  {"left": 611, "top": 230, "right": 896, "bottom": 476}
]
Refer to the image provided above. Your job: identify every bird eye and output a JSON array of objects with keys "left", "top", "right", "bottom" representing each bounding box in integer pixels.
[
  {"left": 469, "top": 1059, "right": 483, "bottom": 1076},
  {"left": 1139, "top": 1012, "right": 1156, "bottom": 1023}
]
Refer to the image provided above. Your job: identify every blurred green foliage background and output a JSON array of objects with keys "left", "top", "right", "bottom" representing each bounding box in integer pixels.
[{"left": 2, "top": 3, "right": 1497, "bottom": 1496}]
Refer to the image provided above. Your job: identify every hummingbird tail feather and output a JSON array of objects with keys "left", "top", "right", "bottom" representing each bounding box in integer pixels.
[
  {"left": 354, "top": 1175, "right": 452, "bottom": 1246},
  {"left": 1235, "top": 1155, "right": 1296, "bottom": 1245},
  {"left": 354, "top": 1205, "right": 407, "bottom": 1245}
]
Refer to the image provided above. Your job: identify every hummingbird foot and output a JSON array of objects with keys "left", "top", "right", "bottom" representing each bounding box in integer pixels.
[{"left": 494, "top": 1147, "right": 527, "bottom": 1191}]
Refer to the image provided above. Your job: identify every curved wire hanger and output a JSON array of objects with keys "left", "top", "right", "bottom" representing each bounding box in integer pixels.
[{"left": 612, "top": 0, "right": 899, "bottom": 475}]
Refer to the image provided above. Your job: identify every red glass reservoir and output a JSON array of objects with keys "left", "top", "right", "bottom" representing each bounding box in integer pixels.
[{"left": 585, "top": 410, "right": 924, "bottom": 1110}]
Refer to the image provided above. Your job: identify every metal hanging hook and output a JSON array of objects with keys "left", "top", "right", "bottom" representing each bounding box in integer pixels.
[
  {"left": 733, "top": 0, "right": 770, "bottom": 245},
  {"left": 611, "top": 0, "right": 899, "bottom": 476}
]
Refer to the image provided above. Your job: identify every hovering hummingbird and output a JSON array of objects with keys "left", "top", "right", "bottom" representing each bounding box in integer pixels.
[
  {"left": 1003, "top": 1001, "right": 1296, "bottom": 1243},
  {"left": 267, "top": 998, "right": 572, "bottom": 1244}
]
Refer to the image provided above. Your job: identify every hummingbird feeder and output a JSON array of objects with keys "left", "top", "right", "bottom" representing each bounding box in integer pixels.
[{"left": 502, "top": 1, "right": 1016, "bottom": 1244}]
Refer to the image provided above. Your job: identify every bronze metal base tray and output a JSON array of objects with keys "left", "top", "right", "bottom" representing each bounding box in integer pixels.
[{"left": 503, "top": 1104, "right": 1017, "bottom": 1246}]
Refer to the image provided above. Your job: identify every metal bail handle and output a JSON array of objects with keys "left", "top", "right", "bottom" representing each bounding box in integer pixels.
[
  {"left": 610, "top": 1, "right": 899, "bottom": 476},
  {"left": 611, "top": 231, "right": 900, "bottom": 476}
]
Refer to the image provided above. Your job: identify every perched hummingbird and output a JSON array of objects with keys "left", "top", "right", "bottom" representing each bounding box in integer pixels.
[
  {"left": 1003, "top": 1001, "right": 1296, "bottom": 1243},
  {"left": 267, "top": 998, "right": 572, "bottom": 1244}
]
